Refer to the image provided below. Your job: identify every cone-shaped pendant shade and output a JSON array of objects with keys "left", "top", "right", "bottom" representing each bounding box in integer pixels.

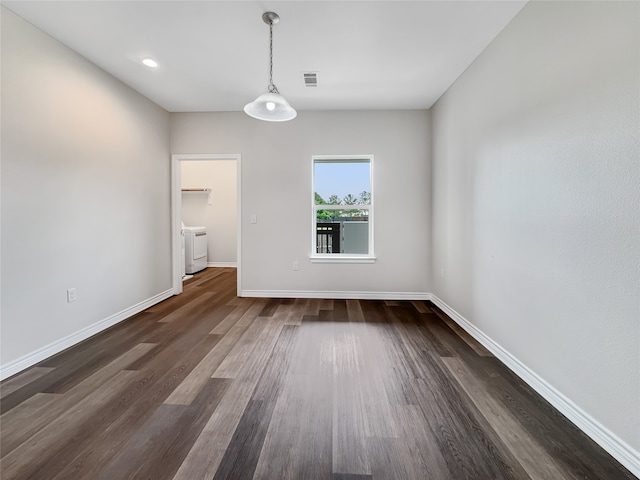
[{"left": 244, "top": 92, "right": 297, "bottom": 122}]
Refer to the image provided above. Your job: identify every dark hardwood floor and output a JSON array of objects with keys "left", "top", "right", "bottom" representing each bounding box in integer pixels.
[{"left": 1, "top": 267, "right": 635, "bottom": 479}]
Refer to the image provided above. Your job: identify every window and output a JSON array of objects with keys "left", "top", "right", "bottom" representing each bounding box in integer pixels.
[{"left": 311, "top": 155, "right": 374, "bottom": 263}]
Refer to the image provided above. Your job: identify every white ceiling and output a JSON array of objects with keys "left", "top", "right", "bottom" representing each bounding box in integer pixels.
[{"left": 3, "top": 1, "right": 527, "bottom": 113}]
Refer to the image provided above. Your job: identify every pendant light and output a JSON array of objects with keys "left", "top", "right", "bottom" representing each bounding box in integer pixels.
[{"left": 244, "top": 12, "right": 297, "bottom": 122}]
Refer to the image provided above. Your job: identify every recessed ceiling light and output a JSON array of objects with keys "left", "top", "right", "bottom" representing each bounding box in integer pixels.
[{"left": 142, "top": 58, "right": 158, "bottom": 68}]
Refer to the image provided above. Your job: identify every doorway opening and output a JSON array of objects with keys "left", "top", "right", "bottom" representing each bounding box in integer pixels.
[{"left": 171, "top": 154, "right": 241, "bottom": 295}]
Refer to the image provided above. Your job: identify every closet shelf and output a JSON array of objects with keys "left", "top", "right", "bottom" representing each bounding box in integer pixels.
[{"left": 182, "top": 188, "right": 213, "bottom": 205}]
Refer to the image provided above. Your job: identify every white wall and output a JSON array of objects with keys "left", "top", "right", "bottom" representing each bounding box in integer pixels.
[
  {"left": 431, "top": 0, "right": 639, "bottom": 464},
  {"left": 171, "top": 110, "right": 431, "bottom": 297},
  {"left": 1, "top": 8, "right": 172, "bottom": 374},
  {"left": 181, "top": 160, "right": 237, "bottom": 265}
]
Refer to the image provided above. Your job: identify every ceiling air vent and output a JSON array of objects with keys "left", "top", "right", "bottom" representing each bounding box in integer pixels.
[{"left": 302, "top": 72, "right": 318, "bottom": 87}]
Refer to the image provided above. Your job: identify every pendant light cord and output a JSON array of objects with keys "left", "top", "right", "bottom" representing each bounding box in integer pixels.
[{"left": 267, "top": 21, "right": 279, "bottom": 94}]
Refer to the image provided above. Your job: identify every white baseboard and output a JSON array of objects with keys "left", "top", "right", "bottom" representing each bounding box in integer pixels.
[
  {"left": 429, "top": 294, "right": 640, "bottom": 478},
  {"left": 0, "top": 288, "right": 174, "bottom": 381},
  {"left": 240, "top": 290, "right": 430, "bottom": 301},
  {"left": 207, "top": 262, "right": 237, "bottom": 268}
]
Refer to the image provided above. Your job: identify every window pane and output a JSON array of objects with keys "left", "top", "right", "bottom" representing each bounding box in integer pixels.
[
  {"left": 314, "top": 161, "right": 371, "bottom": 206},
  {"left": 315, "top": 208, "right": 368, "bottom": 222},
  {"left": 315, "top": 210, "right": 369, "bottom": 254}
]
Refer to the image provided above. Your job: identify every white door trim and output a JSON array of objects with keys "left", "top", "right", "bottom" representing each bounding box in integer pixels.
[{"left": 171, "top": 153, "right": 242, "bottom": 296}]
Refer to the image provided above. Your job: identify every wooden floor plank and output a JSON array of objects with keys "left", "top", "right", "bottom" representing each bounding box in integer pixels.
[
  {"left": 0, "top": 370, "right": 139, "bottom": 480},
  {"left": 430, "top": 305, "right": 493, "bottom": 357},
  {"left": 0, "top": 367, "right": 55, "bottom": 398},
  {"left": 210, "top": 307, "right": 270, "bottom": 379},
  {"left": 333, "top": 359, "right": 371, "bottom": 476},
  {"left": 346, "top": 299, "right": 366, "bottom": 322},
  {"left": 27, "top": 348, "right": 225, "bottom": 480},
  {"left": 49, "top": 323, "right": 226, "bottom": 479},
  {"left": 319, "top": 298, "right": 334, "bottom": 311},
  {"left": 442, "top": 356, "right": 569, "bottom": 480},
  {"left": 258, "top": 298, "right": 282, "bottom": 317},
  {"left": 209, "top": 297, "right": 257, "bottom": 334},
  {"left": 253, "top": 322, "right": 334, "bottom": 480},
  {"left": 333, "top": 299, "right": 349, "bottom": 322},
  {"left": 94, "top": 378, "right": 230, "bottom": 480},
  {"left": 165, "top": 301, "right": 261, "bottom": 406},
  {"left": 487, "top": 357, "right": 636, "bottom": 480},
  {"left": 410, "top": 300, "right": 431, "bottom": 314},
  {"left": 303, "top": 298, "right": 322, "bottom": 317},
  {"left": 0, "top": 342, "right": 156, "bottom": 456},
  {"left": 387, "top": 303, "right": 454, "bottom": 358},
  {"left": 333, "top": 475, "right": 373, "bottom": 480},
  {"left": 213, "top": 324, "right": 298, "bottom": 479},
  {"left": 366, "top": 436, "right": 411, "bottom": 480},
  {"left": 171, "top": 312, "right": 288, "bottom": 480},
  {"left": 1, "top": 345, "right": 118, "bottom": 413},
  {"left": 390, "top": 403, "right": 451, "bottom": 479},
  {"left": 49, "top": 338, "right": 221, "bottom": 480},
  {"left": 1, "top": 268, "right": 635, "bottom": 480},
  {"left": 157, "top": 290, "right": 217, "bottom": 323}
]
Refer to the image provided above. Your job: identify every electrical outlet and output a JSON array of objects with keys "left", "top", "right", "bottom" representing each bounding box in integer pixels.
[
  {"left": 67, "top": 288, "right": 77, "bottom": 303},
  {"left": 292, "top": 261, "right": 299, "bottom": 271},
  {"left": 250, "top": 214, "right": 257, "bottom": 224},
  {"left": 440, "top": 267, "right": 445, "bottom": 279}
]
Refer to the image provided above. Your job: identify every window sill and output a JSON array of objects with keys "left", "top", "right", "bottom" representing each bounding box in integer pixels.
[{"left": 310, "top": 255, "right": 377, "bottom": 264}]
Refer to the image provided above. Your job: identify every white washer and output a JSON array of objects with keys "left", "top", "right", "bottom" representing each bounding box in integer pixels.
[
  {"left": 181, "top": 222, "right": 187, "bottom": 279},
  {"left": 184, "top": 226, "right": 207, "bottom": 274}
]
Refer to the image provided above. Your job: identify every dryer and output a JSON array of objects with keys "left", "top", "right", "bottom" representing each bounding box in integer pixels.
[{"left": 184, "top": 226, "right": 207, "bottom": 274}]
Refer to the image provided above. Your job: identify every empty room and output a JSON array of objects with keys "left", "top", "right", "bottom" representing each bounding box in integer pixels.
[{"left": 1, "top": 1, "right": 638, "bottom": 479}]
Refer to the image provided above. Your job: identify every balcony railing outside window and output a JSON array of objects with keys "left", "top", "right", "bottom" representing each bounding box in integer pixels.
[{"left": 316, "top": 223, "right": 340, "bottom": 253}]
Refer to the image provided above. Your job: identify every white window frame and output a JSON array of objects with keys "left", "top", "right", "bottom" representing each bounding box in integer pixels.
[{"left": 310, "top": 155, "right": 375, "bottom": 263}]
